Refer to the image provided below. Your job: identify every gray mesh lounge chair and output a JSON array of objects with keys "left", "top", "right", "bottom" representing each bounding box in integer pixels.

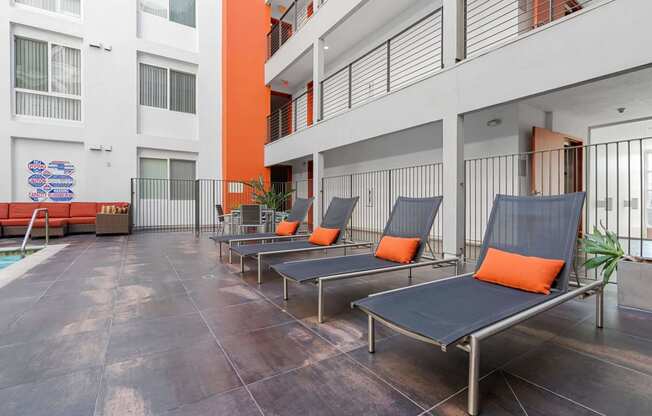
[
  {"left": 272, "top": 197, "right": 458, "bottom": 323},
  {"left": 352, "top": 193, "right": 605, "bottom": 416},
  {"left": 210, "top": 197, "right": 314, "bottom": 258},
  {"left": 230, "top": 197, "right": 370, "bottom": 283}
]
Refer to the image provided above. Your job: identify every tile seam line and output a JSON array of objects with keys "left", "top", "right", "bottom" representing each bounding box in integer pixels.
[
  {"left": 92, "top": 236, "right": 128, "bottom": 416},
  {"left": 240, "top": 265, "right": 428, "bottom": 412},
  {"left": 7, "top": 241, "right": 95, "bottom": 332},
  {"left": 165, "top": 253, "right": 267, "bottom": 416}
]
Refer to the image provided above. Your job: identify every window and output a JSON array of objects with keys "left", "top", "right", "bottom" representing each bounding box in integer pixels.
[
  {"left": 170, "top": 159, "right": 196, "bottom": 200},
  {"left": 14, "top": 36, "right": 82, "bottom": 121},
  {"left": 170, "top": 70, "right": 196, "bottom": 113},
  {"left": 140, "top": 0, "right": 196, "bottom": 28},
  {"left": 140, "top": 64, "right": 167, "bottom": 109},
  {"left": 139, "top": 158, "right": 168, "bottom": 199},
  {"left": 138, "top": 157, "right": 196, "bottom": 200},
  {"left": 139, "top": 63, "right": 196, "bottom": 114},
  {"left": 15, "top": 0, "right": 81, "bottom": 17}
]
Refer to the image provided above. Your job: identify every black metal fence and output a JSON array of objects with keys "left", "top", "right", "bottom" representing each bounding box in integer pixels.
[
  {"left": 464, "top": 0, "right": 595, "bottom": 58},
  {"left": 465, "top": 137, "right": 652, "bottom": 280},
  {"left": 322, "top": 163, "right": 445, "bottom": 255},
  {"left": 267, "top": 0, "right": 314, "bottom": 59},
  {"left": 131, "top": 178, "right": 311, "bottom": 233},
  {"left": 320, "top": 8, "right": 443, "bottom": 121}
]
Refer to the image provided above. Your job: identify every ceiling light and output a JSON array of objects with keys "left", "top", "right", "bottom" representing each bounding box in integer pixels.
[
  {"left": 324, "top": 45, "right": 329, "bottom": 50},
  {"left": 617, "top": 107, "right": 626, "bottom": 114},
  {"left": 486, "top": 118, "right": 502, "bottom": 127}
]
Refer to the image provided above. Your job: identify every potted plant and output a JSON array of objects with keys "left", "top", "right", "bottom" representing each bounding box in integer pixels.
[
  {"left": 244, "top": 176, "right": 295, "bottom": 212},
  {"left": 581, "top": 224, "right": 652, "bottom": 312}
]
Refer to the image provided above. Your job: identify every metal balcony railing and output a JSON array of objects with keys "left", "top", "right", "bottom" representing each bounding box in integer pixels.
[
  {"left": 320, "top": 8, "right": 443, "bottom": 121},
  {"left": 267, "top": 89, "right": 312, "bottom": 143},
  {"left": 464, "top": 0, "right": 595, "bottom": 57},
  {"left": 267, "top": 0, "right": 315, "bottom": 59}
]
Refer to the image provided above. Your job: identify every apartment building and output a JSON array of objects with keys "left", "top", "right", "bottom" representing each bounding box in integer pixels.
[
  {"left": 0, "top": 0, "right": 220, "bottom": 202},
  {"left": 263, "top": 0, "right": 652, "bottom": 260}
]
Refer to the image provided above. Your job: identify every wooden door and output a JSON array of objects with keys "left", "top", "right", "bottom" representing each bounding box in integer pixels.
[{"left": 531, "top": 127, "right": 583, "bottom": 196}]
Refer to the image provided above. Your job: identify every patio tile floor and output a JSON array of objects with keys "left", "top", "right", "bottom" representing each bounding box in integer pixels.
[{"left": 0, "top": 232, "right": 650, "bottom": 415}]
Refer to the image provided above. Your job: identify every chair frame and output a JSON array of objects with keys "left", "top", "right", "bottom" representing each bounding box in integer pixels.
[
  {"left": 354, "top": 193, "right": 604, "bottom": 415},
  {"left": 361, "top": 277, "right": 604, "bottom": 415},
  {"left": 213, "top": 198, "right": 314, "bottom": 259}
]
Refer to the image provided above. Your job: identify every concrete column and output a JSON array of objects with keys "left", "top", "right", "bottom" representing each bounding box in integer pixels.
[
  {"left": 313, "top": 38, "right": 325, "bottom": 122},
  {"left": 442, "top": 113, "right": 465, "bottom": 259},
  {"left": 442, "top": 0, "right": 466, "bottom": 67},
  {"left": 312, "top": 151, "right": 324, "bottom": 227}
]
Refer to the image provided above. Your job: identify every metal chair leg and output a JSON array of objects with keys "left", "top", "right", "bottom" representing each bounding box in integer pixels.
[
  {"left": 240, "top": 255, "right": 244, "bottom": 273},
  {"left": 229, "top": 243, "right": 233, "bottom": 264},
  {"left": 219, "top": 242, "right": 222, "bottom": 260},
  {"left": 368, "top": 315, "right": 375, "bottom": 353},
  {"left": 596, "top": 286, "right": 604, "bottom": 329},
  {"left": 468, "top": 336, "right": 480, "bottom": 416},
  {"left": 257, "top": 255, "right": 262, "bottom": 284},
  {"left": 283, "top": 277, "right": 288, "bottom": 300},
  {"left": 318, "top": 280, "right": 324, "bottom": 323}
]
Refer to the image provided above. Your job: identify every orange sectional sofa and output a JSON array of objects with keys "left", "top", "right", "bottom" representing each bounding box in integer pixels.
[{"left": 0, "top": 202, "right": 130, "bottom": 238}]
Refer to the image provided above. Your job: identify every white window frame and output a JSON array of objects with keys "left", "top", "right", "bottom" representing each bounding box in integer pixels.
[
  {"left": 138, "top": 157, "right": 196, "bottom": 200},
  {"left": 13, "top": 0, "right": 82, "bottom": 19},
  {"left": 139, "top": 0, "right": 196, "bottom": 28},
  {"left": 12, "top": 33, "right": 83, "bottom": 122},
  {"left": 139, "top": 62, "right": 196, "bottom": 115}
]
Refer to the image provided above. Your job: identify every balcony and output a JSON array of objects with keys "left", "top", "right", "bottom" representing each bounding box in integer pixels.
[
  {"left": 267, "top": 7, "right": 443, "bottom": 143},
  {"left": 267, "top": 0, "right": 317, "bottom": 59}
]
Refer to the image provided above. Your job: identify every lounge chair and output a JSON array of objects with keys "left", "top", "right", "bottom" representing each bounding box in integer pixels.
[
  {"left": 230, "top": 196, "right": 370, "bottom": 283},
  {"left": 210, "top": 197, "right": 313, "bottom": 258},
  {"left": 272, "top": 196, "right": 458, "bottom": 323},
  {"left": 352, "top": 193, "right": 604, "bottom": 416}
]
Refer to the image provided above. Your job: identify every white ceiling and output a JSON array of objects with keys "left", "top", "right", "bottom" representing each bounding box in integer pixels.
[{"left": 524, "top": 67, "right": 652, "bottom": 125}]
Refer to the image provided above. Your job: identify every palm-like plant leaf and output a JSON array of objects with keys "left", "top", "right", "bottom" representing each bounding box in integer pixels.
[{"left": 579, "top": 223, "right": 624, "bottom": 284}]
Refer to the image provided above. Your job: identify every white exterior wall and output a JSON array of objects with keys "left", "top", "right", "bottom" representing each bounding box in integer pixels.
[
  {"left": 0, "top": 0, "right": 221, "bottom": 203},
  {"left": 265, "top": 0, "right": 650, "bottom": 167}
]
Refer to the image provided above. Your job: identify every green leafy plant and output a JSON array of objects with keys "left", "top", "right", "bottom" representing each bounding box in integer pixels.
[
  {"left": 580, "top": 223, "right": 640, "bottom": 284},
  {"left": 244, "top": 176, "right": 294, "bottom": 211}
]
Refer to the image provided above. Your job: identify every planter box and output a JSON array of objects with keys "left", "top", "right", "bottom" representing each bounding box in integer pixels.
[{"left": 618, "top": 259, "right": 652, "bottom": 313}]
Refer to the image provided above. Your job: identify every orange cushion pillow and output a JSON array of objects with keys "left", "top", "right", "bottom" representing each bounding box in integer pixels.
[
  {"left": 474, "top": 248, "right": 565, "bottom": 295},
  {"left": 276, "top": 220, "right": 299, "bottom": 236},
  {"left": 308, "top": 227, "right": 340, "bottom": 246},
  {"left": 375, "top": 236, "right": 421, "bottom": 264}
]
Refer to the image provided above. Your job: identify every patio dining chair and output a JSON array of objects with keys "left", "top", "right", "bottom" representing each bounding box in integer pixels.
[
  {"left": 272, "top": 196, "right": 459, "bottom": 323},
  {"left": 210, "top": 197, "right": 314, "bottom": 258},
  {"left": 351, "top": 193, "right": 604, "bottom": 416}
]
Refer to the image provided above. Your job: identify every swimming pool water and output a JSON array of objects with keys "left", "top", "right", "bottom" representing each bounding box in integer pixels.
[{"left": 0, "top": 255, "right": 23, "bottom": 270}]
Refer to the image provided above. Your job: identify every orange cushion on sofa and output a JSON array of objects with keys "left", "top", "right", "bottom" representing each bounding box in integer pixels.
[
  {"left": 70, "top": 202, "right": 97, "bottom": 218},
  {"left": 308, "top": 227, "right": 340, "bottom": 246},
  {"left": 375, "top": 236, "right": 421, "bottom": 264},
  {"left": 276, "top": 220, "right": 299, "bottom": 236},
  {"left": 0, "top": 203, "right": 8, "bottom": 220},
  {"left": 67, "top": 217, "right": 96, "bottom": 225},
  {"left": 0, "top": 218, "right": 67, "bottom": 228},
  {"left": 474, "top": 248, "right": 565, "bottom": 295},
  {"left": 9, "top": 203, "right": 40, "bottom": 219},
  {"left": 39, "top": 203, "right": 70, "bottom": 218}
]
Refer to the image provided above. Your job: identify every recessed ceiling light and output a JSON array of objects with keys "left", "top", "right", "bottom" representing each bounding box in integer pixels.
[{"left": 324, "top": 45, "right": 329, "bottom": 50}]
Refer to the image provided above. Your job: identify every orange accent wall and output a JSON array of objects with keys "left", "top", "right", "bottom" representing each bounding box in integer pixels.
[
  {"left": 306, "top": 81, "right": 314, "bottom": 126},
  {"left": 222, "top": 0, "right": 270, "bottom": 183}
]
